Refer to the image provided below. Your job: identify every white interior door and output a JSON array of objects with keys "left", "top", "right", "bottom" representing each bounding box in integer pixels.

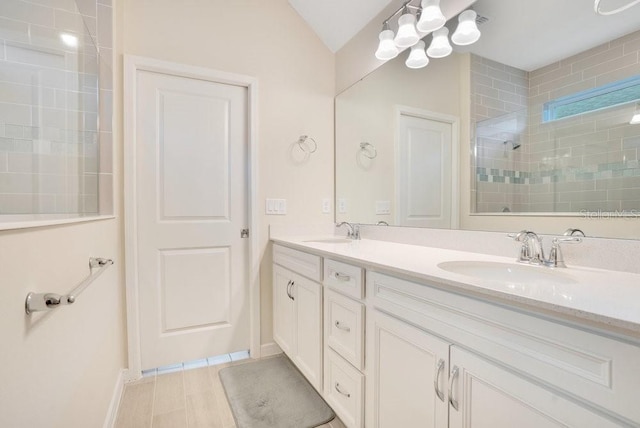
[
  {"left": 135, "top": 68, "right": 249, "bottom": 370},
  {"left": 397, "top": 113, "right": 453, "bottom": 228}
]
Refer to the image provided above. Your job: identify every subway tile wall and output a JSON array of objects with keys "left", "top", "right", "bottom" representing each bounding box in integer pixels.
[
  {"left": 0, "top": 0, "right": 113, "bottom": 216},
  {"left": 472, "top": 30, "right": 640, "bottom": 213}
]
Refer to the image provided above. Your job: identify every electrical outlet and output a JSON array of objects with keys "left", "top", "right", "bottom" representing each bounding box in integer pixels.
[
  {"left": 322, "top": 198, "right": 331, "bottom": 214},
  {"left": 338, "top": 198, "right": 348, "bottom": 214}
]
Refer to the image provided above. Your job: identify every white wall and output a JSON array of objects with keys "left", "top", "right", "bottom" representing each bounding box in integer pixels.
[{"left": 118, "top": 0, "right": 335, "bottom": 347}]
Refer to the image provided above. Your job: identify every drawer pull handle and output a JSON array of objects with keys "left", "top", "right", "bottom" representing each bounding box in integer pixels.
[
  {"left": 335, "top": 382, "right": 351, "bottom": 398},
  {"left": 334, "top": 272, "right": 351, "bottom": 281},
  {"left": 434, "top": 359, "right": 445, "bottom": 402},
  {"left": 286, "top": 280, "right": 295, "bottom": 300},
  {"left": 449, "top": 366, "right": 459, "bottom": 411},
  {"left": 335, "top": 320, "right": 351, "bottom": 332}
]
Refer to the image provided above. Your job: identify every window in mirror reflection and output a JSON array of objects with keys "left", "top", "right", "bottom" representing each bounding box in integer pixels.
[
  {"left": 472, "top": 30, "right": 640, "bottom": 214},
  {"left": 544, "top": 75, "right": 640, "bottom": 122}
]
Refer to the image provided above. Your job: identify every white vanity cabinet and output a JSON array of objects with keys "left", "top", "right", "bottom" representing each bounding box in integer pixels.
[
  {"left": 448, "top": 347, "right": 623, "bottom": 428},
  {"left": 272, "top": 245, "right": 323, "bottom": 391},
  {"left": 271, "top": 241, "right": 640, "bottom": 427},
  {"left": 367, "top": 309, "right": 449, "bottom": 428}
]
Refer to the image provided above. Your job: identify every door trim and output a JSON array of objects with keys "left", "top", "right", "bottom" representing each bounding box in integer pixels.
[
  {"left": 123, "top": 55, "right": 260, "bottom": 380},
  {"left": 393, "top": 105, "right": 460, "bottom": 229}
]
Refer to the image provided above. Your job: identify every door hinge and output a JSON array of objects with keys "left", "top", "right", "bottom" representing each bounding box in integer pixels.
[{"left": 241, "top": 228, "right": 249, "bottom": 238}]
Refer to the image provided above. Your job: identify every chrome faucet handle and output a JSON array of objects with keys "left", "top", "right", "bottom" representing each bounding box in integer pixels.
[
  {"left": 545, "top": 236, "right": 582, "bottom": 268},
  {"left": 546, "top": 238, "right": 566, "bottom": 268},
  {"left": 564, "top": 228, "right": 585, "bottom": 237}
]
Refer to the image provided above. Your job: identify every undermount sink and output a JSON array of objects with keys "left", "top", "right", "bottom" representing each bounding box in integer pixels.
[
  {"left": 437, "top": 261, "right": 577, "bottom": 286},
  {"left": 303, "top": 238, "right": 352, "bottom": 244}
]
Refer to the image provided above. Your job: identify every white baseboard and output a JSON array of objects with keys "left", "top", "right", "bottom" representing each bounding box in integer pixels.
[
  {"left": 260, "top": 342, "right": 282, "bottom": 358},
  {"left": 103, "top": 368, "right": 127, "bottom": 428}
]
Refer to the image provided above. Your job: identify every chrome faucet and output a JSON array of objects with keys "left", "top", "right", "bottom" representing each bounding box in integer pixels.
[
  {"left": 513, "top": 230, "right": 545, "bottom": 265},
  {"left": 510, "top": 230, "right": 582, "bottom": 268},
  {"left": 336, "top": 222, "right": 360, "bottom": 240}
]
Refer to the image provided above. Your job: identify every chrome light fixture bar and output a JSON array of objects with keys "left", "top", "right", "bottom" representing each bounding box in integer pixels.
[{"left": 374, "top": 0, "right": 481, "bottom": 70}]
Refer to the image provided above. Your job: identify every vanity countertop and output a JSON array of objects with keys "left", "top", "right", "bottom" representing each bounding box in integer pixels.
[{"left": 271, "top": 235, "right": 640, "bottom": 337}]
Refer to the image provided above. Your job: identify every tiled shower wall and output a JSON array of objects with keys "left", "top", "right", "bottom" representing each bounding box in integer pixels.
[
  {"left": 472, "top": 30, "right": 640, "bottom": 213},
  {"left": 0, "top": 0, "right": 112, "bottom": 215},
  {"left": 471, "top": 54, "right": 529, "bottom": 212}
]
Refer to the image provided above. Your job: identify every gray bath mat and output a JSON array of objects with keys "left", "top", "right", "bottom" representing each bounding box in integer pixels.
[{"left": 219, "top": 355, "right": 335, "bottom": 428}]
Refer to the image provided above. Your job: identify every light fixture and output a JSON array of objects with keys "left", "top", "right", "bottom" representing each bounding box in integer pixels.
[
  {"left": 427, "top": 27, "right": 452, "bottom": 58},
  {"left": 405, "top": 41, "right": 429, "bottom": 69},
  {"left": 60, "top": 33, "right": 78, "bottom": 48},
  {"left": 394, "top": 6, "right": 420, "bottom": 48},
  {"left": 631, "top": 104, "right": 640, "bottom": 124},
  {"left": 375, "top": 22, "right": 399, "bottom": 60},
  {"left": 416, "top": 0, "right": 446, "bottom": 33},
  {"left": 373, "top": 3, "right": 482, "bottom": 70},
  {"left": 451, "top": 10, "right": 481, "bottom": 46}
]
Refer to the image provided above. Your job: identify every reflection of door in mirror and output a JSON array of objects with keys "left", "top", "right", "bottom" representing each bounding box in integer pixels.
[{"left": 397, "top": 111, "right": 454, "bottom": 228}]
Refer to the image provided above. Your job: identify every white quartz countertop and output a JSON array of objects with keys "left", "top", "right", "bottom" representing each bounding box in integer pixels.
[{"left": 271, "top": 235, "right": 640, "bottom": 337}]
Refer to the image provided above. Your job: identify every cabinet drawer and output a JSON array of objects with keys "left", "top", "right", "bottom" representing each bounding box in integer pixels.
[
  {"left": 324, "top": 259, "right": 363, "bottom": 300},
  {"left": 325, "top": 349, "right": 364, "bottom": 428},
  {"left": 326, "top": 290, "right": 365, "bottom": 370},
  {"left": 273, "top": 244, "right": 322, "bottom": 282}
]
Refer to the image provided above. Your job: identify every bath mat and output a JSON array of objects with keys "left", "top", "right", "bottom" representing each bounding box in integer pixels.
[{"left": 219, "top": 355, "right": 335, "bottom": 428}]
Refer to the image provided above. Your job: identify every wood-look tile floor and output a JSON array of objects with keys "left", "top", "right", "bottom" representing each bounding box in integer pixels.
[{"left": 115, "top": 353, "right": 346, "bottom": 428}]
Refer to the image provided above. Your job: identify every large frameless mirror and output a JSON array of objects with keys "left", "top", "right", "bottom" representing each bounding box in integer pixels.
[{"left": 335, "top": 0, "right": 640, "bottom": 237}]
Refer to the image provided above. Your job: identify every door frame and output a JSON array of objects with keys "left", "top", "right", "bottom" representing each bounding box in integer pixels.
[
  {"left": 393, "top": 105, "right": 460, "bottom": 229},
  {"left": 123, "top": 55, "right": 260, "bottom": 380}
]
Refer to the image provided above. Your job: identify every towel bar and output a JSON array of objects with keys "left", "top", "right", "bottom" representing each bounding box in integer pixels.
[{"left": 25, "top": 257, "right": 114, "bottom": 314}]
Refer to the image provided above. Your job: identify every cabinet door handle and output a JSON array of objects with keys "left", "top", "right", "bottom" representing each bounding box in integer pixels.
[
  {"left": 286, "top": 280, "right": 292, "bottom": 299},
  {"left": 334, "top": 382, "right": 351, "bottom": 398},
  {"left": 334, "top": 320, "right": 351, "bottom": 332},
  {"left": 334, "top": 272, "right": 351, "bottom": 281},
  {"left": 434, "top": 359, "right": 445, "bottom": 402},
  {"left": 289, "top": 281, "right": 295, "bottom": 300},
  {"left": 448, "top": 366, "right": 459, "bottom": 411}
]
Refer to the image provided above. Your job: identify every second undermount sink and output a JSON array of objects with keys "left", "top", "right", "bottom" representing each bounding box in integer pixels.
[
  {"left": 303, "top": 238, "right": 353, "bottom": 244},
  {"left": 437, "top": 260, "right": 577, "bottom": 286}
]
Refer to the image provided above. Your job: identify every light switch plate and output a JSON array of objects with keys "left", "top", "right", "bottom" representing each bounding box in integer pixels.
[
  {"left": 266, "top": 199, "right": 287, "bottom": 215},
  {"left": 376, "top": 200, "right": 391, "bottom": 215}
]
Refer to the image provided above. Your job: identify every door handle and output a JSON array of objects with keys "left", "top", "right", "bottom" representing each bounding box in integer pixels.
[
  {"left": 286, "top": 280, "right": 292, "bottom": 299},
  {"left": 289, "top": 281, "right": 295, "bottom": 300},
  {"left": 434, "top": 359, "right": 445, "bottom": 402},
  {"left": 449, "top": 366, "right": 459, "bottom": 411}
]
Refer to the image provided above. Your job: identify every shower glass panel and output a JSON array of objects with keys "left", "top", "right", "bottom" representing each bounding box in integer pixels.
[
  {"left": 471, "top": 54, "right": 640, "bottom": 214},
  {"left": 0, "top": 4, "right": 100, "bottom": 216}
]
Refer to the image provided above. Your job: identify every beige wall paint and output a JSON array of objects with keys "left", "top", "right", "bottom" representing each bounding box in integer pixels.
[
  {"left": 0, "top": 1, "right": 127, "bottom": 426},
  {"left": 119, "top": 0, "right": 335, "bottom": 346},
  {"left": 0, "top": 220, "right": 126, "bottom": 427}
]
